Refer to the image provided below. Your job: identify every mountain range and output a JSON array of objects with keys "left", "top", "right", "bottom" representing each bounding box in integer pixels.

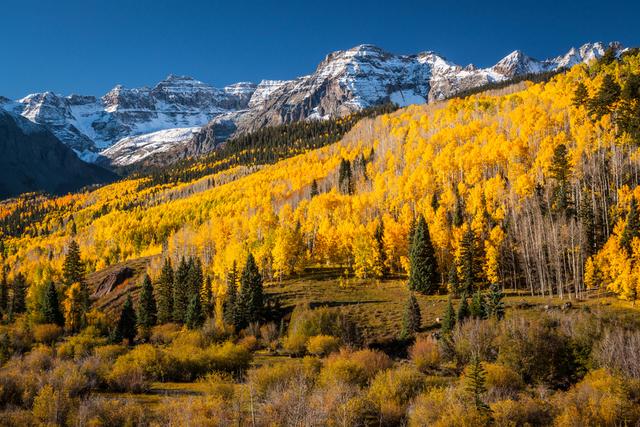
[{"left": 0, "top": 41, "right": 622, "bottom": 169}]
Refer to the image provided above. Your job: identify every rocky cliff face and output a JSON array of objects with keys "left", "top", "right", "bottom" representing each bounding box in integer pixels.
[{"left": 2, "top": 42, "right": 622, "bottom": 167}]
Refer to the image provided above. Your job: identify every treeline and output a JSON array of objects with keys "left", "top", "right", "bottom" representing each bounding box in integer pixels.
[{"left": 135, "top": 103, "right": 398, "bottom": 189}]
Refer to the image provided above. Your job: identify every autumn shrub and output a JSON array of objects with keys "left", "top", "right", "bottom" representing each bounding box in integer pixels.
[
  {"left": 156, "top": 395, "right": 234, "bottom": 427},
  {"left": 31, "top": 384, "right": 69, "bottom": 425},
  {"left": 408, "top": 386, "right": 490, "bottom": 426},
  {"left": 490, "top": 395, "right": 552, "bottom": 427},
  {"left": 552, "top": 368, "right": 640, "bottom": 426},
  {"left": 350, "top": 348, "right": 393, "bottom": 379},
  {"left": 318, "top": 348, "right": 393, "bottom": 388},
  {"left": 32, "top": 323, "right": 64, "bottom": 345},
  {"left": 149, "top": 322, "right": 182, "bottom": 345},
  {"left": 166, "top": 340, "right": 252, "bottom": 381},
  {"left": 107, "top": 358, "right": 149, "bottom": 393},
  {"left": 483, "top": 363, "right": 524, "bottom": 401},
  {"left": 368, "top": 366, "right": 425, "bottom": 425},
  {"left": 260, "top": 322, "right": 280, "bottom": 350},
  {"left": 409, "top": 336, "right": 441, "bottom": 372},
  {"left": 73, "top": 396, "right": 148, "bottom": 426},
  {"left": 199, "top": 371, "right": 236, "bottom": 401},
  {"left": 248, "top": 362, "right": 312, "bottom": 399},
  {"left": 48, "top": 359, "right": 93, "bottom": 398},
  {"left": 307, "top": 334, "right": 340, "bottom": 356},
  {"left": 452, "top": 318, "right": 499, "bottom": 365},
  {"left": 238, "top": 334, "right": 259, "bottom": 351},
  {"left": 93, "top": 344, "right": 128, "bottom": 362},
  {"left": 0, "top": 318, "right": 33, "bottom": 360},
  {"left": 57, "top": 327, "right": 107, "bottom": 359},
  {"left": 497, "top": 316, "right": 576, "bottom": 389},
  {"left": 307, "top": 381, "right": 378, "bottom": 426}
]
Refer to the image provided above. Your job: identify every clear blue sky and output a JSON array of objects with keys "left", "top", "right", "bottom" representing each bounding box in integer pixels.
[{"left": 1, "top": 0, "right": 638, "bottom": 98}]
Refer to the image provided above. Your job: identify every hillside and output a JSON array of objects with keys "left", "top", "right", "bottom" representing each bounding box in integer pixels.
[
  {"left": 2, "top": 51, "right": 640, "bottom": 301},
  {"left": 0, "top": 111, "right": 116, "bottom": 199}
]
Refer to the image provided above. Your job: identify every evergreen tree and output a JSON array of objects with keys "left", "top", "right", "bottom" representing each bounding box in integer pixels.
[
  {"left": 588, "top": 74, "right": 621, "bottom": 119},
  {"left": 579, "top": 193, "right": 596, "bottom": 258},
  {"left": 224, "top": 262, "right": 241, "bottom": 329},
  {"left": 621, "top": 197, "right": 640, "bottom": 254},
  {"left": 400, "top": 293, "right": 422, "bottom": 339},
  {"left": 441, "top": 296, "right": 456, "bottom": 335},
  {"left": 156, "top": 258, "right": 174, "bottom": 324},
  {"left": 0, "top": 268, "right": 8, "bottom": 319},
  {"left": 408, "top": 215, "right": 440, "bottom": 294},
  {"left": 460, "top": 227, "right": 480, "bottom": 293},
  {"left": 447, "top": 264, "right": 460, "bottom": 296},
  {"left": 453, "top": 191, "right": 465, "bottom": 227},
  {"left": 137, "top": 275, "right": 157, "bottom": 329},
  {"left": 238, "top": 253, "right": 263, "bottom": 327},
  {"left": 465, "top": 355, "right": 489, "bottom": 412},
  {"left": 485, "top": 283, "right": 505, "bottom": 320},
  {"left": 373, "top": 219, "right": 388, "bottom": 278},
  {"left": 338, "top": 158, "right": 354, "bottom": 195},
  {"left": 572, "top": 82, "right": 589, "bottom": 107},
  {"left": 173, "top": 257, "right": 190, "bottom": 323},
  {"left": 9, "top": 273, "right": 27, "bottom": 318},
  {"left": 470, "top": 290, "right": 486, "bottom": 319},
  {"left": 62, "top": 240, "right": 84, "bottom": 287},
  {"left": 456, "top": 293, "right": 470, "bottom": 324},
  {"left": 115, "top": 295, "right": 137, "bottom": 344},
  {"left": 42, "top": 281, "right": 64, "bottom": 326},
  {"left": 186, "top": 257, "right": 204, "bottom": 300},
  {"left": 201, "top": 275, "right": 214, "bottom": 318},
  {"left": 63, "top": 282, "right": 86, "bottom": 333},
  {"left": 185, "top": 294, "right": 205, "bottom": 330},
  {"left": 310, "top": 179, "right": 319, "bottom": 198},
  {"left": 550, "top": 144, "right": 572, "bottom": 215}
]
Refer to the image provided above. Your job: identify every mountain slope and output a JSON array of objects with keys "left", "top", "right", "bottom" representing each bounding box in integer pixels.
[{"left": 0, "top": 110, "right": 116, "bottom": 199}]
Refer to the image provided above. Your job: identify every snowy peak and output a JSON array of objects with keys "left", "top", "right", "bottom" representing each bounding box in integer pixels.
[{"left": 492, "top": 50, "right": 544, "bottom": 77}]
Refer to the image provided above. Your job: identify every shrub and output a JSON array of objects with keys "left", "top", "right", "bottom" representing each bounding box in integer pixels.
[
  {"left": 199, "top": 372, "right": 235, "bottom": 401},
  {"left": 307, "top": 335, "right": 340, "bottom": 357},
  {"left": 93, "top": 344, "right": 128, "bottom": 362},
  {"left": 408, "top": 386, "right": 490, "bottom": 426},
  {"left": 31, "top": 384, "right": 66, "bottom": 425},
  {"left": 319, "top": 348, "right": 392, "bottom": 388},
  {"left": 452, "top": 318, "right": 499, "bottom": 365},
  {"left": 483, "top": 363, "right": 524, "bottom": 401},
  {"left": 33, "top": 324, "right": 64, "bottom": 345},
  {"left": 409, "top": 336, "right": 441, "bottom": 372},
  {"left": 491, "top": 396, "right": 552, "bottom": 427},
  {"left": 593, "top": 328, "right": 640, "bottom": 379},
  {"left": 149, "top": 322, "right": 182, "bottom": 345},
  {"left": 73, "top": 396, "right": 147, "bottom": 426},
  {"left": 238, "top": 334, "right": 259, "bottom": 351},
  {"left": 107, "top": 359, "right": 149, "bottom": 393},
  {"left": 368, "top": 366, "right": 425, "bottom": 424},
  {"left": 57, "top": 327, "right": 107, "bottom": 359},
  {"left": 155, "top": 395, "right": 234, "bottom": 426},
  {"left": 350, "top": 349, "right": 393, "bottom": 380}
]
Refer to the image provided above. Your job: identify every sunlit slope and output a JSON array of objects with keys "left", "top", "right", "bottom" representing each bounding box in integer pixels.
[{"left": 4, "top": 53, "right": 640, "bottom": 300}]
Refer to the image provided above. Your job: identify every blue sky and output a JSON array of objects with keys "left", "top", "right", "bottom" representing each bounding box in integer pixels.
[{"left": 1, "top": 0, "right": 638, "bottom": 98}]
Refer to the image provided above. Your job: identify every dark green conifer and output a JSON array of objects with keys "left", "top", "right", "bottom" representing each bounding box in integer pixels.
[
  {"left": 173, "top": 257, "right": 190, "bottom": 323},
  {"left": 621, "top": 197, "right": 640, "bottom": 253},
  {"left": 441, "top": 296, "right": 456, "bottom": 335},
  {"left": 238, "top": 253, "right": 263, "bottom": 327},
  {"left": 470, "top": 290, "right": 486, "bottom": 319},
  {"left": 185, "top": 294, "right": 205, "bottom": 330},
  {"left": 62, "top": 240, "right": 84, "bottom": 287},
  {"left": 408, "top": 215, "right": 440, "bottom": 294},
  {"left": 466, "top": 355, "right": 489, "bottom": 412},
  {"left": 485, "top": 283, "right": 505, "bottom": 320},
  {"left": 115, "top": 295, "right": 137, "bottom": 344},
  {"left": 137, "top": 275, "right": 157, "bottom": 329},
  {"left": 42, "top": 281, "right": 64, "bottom": 326},
  {"left": 156, "top": 258, "right": 174, "bottom": 323},
  {"left": 400, "top": 293, "right": 422, "bottom": 339},
  {"left": 224, "top": 262, "right": 241, "bottom": 329},
  {"left": 456, "top": 293, "right": 470, "bottom": 324}
]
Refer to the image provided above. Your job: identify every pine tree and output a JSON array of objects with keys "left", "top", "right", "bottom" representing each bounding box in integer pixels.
[
  {"left": 137, "top": 275, "right": 157, "bottom": 329},
  {"left": 173, "top": 257, "right": 190, "bottom": 323},
  {"left": 186, "top": 257, "right": 204, "bottom": 300},
  {"left": 63, "top": 282, "right": 86, "bottom": 333},
  {"left": 621, "top": 197, "right": 639, "bottom": 254},
  {"left": 588, "top": 74, "right": 621, "bottom": 119},
  {"left": 224, "top": 262, "right": 241, "bottom": 329},
  {"left": 373, "top": 219, "right": 388, "bottom": 279},
  {"left": 238, "top": 253, "right": 263, "bottom": 327},
  {"left": 116, "top": 295, "right": 137, "bottom": 344},
  {"left": 0, "top": 268, "right": 8, "bottom": 319},
  {"left": 201, "top": 275, "right": 214, "bottom": 318},
  {"left": 460, "top": 227, "right": 479, "bottom": 293},
  {"left": 408, "top": 215, "right": 440, "bottom": 294},
  {"left": 441, "top": 296, "right": 456, "bottom": 335},
  {"left": 453, "top": 191, "right": 465, "bottom": 227},
  {"left": 62, "top": 240, "right": 84, "bottom": 287},
  {"left": 42, "top": 281, "right": 64, "bottom": 326},
  {"left": 466, "top": 355, "right": 489, "bottom": 412},
  {"left": 338, "top": 158, "right": 354, "bottom": 195},
  {"left": 185, "top": 294, "right": 205, "bottom": 330},
  {"left": 400, "top": 293, "right": 422, "bottom": 339},
  {"left": 156, "top": 258, "right": 174, "bottom": 324},
  {"left": 457, "top": 293, "right": 470, "bottom": 324},
  {"left": 485, "top": 283, "right": 505, "bottom": 320},
  {"left": 447, "top": 264, "right": 460, "bottom": 296},
  {"left": 470, "top": 290, "right": 486, "bottom": 319},
  {"left": 9, "top": 273, "right": 27, "bottom": 318},
  {"left": 310, "top": 179, "right": 319, "bottom": 198},
  {"left": 572, "top": 82, "right": 589, "bottom": 107},
  {"left": 550, "top": 144, "right": 572, "bottom": 215}
]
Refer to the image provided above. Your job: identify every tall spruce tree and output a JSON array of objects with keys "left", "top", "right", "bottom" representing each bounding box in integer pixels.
[
  {"left": 572, "top": 82, "right": 589, "bottom": 107},
  {"left": 408, "top": 215, "right": 440, "bottom": 294},
  {"left": 173, "top": 257, "right": 190, "bottom": 323},
  {"left": 185, "top": 294, "right": 205, "bottom": 330},
  {"left": 42, "top": 281, "right": 64, "bottom": 326},
  {"left": 116, "top": 295, "right": 137, "bottom": 344},
  {"left": 485, "top": 283, "right": 505, "bottom": 320},
  {"left": 447, "top": 264, "right": 460, "bottom": 296},
  {"left": 338, "top": 158, "right": 354, "bottom": 195},
  {"left": 224, "top": 262, "right": 241, "bottom": 329},
  {"left": 137, "top": 275, "right": 157, "bottom": 329},
  {"left": 400, "top": 293, "right": 422, "bottom": 339},
  {"left": 466, "top": 355, "right": 489, "bottom": 412},
  {"left": 588, "top": 74, "right": 621, "bottom": 119},
  {"left": 460, "top": 227, "right": 479, "bottom": 293},
  {"left": 201, "top": 275, "right": 214, "bottom": 318},
  {"left": 186, "top": 257, "right": 204, "bottom": 300},
  {"left": 0, "top": 268, "right": 8, "bottom": 319},
  {"left": 62, "top": 240, "right": 84, "bottom": 287},
  {"left": 9, "top": 273, "right": 27, "bottom": 318},
  {"left": 373, "top": 219, "right": 388, "bottom": 279},
  {"left": 470, "top": 290, "right": 486, "bottom": 319},
  {"left": 239, "top": 253, "right": 263, "bottom": 327},
  {"left": 441, "top": 296, "right": 456, "bottom": 335},
  {"left": 156, "top": 258, "right": 174, "bottom": 324},
  {"left": 550, "top": 144, "right": 572, "bottom": 215},
  {"left": 457, "top": 293, "right": 470, "bottom": 324}
]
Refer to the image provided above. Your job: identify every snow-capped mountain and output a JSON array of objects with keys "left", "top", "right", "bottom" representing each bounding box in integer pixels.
[{"left": 0, "top": 41, "right": 622, "bottom": 167}]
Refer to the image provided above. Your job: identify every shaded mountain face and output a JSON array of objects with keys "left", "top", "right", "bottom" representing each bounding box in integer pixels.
[
  {"left": 2, "top": 42, "right": 622, "bottom": 167},
  {"left": 0, "top": 111, "right": 116, "bottom": 199}
]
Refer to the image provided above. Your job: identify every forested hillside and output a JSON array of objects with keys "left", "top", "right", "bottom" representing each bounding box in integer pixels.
[{"left": 3, "top": 50, "right": 640, "bottom": 302}]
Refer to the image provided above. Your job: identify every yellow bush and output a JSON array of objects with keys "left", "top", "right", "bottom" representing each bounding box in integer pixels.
[
  {"left": 57, "top": 327, "right": 107, "bottom": 359},
  {"left": 306, "top": 335, "right": 340, "bottom": 356},
  {"left": 199, "top": 372, "right": 235, "bottom": 401},
  {"left": 491, "top": 396, "right": 551, "bottom": 427},
  {"left": 150, "top": 322, "right": 182, "bottom": 345},
  {"left": 483, "top": 363, "right": 524, "bottom": 399},
  {"left": 409, "top": 336, "right": 441, "bottom": 372},
  {"left": 33, "top": 324, "right": 64, "bottom": 345},
  {"left": 248, "top": 362, "right": 308, "bottom": 399}
]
